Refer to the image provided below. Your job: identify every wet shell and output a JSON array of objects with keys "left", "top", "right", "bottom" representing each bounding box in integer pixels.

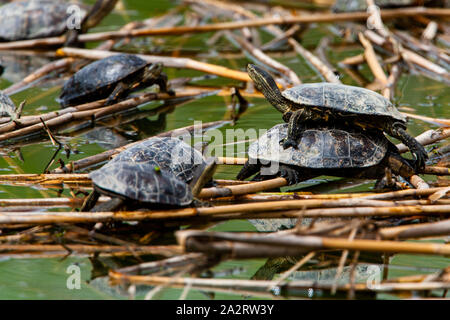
[
  {"left": 248, "top": 124, "right": 388, "bottom": 169},
  {"left": 107, "top": 137, "right": 207, "bottom": 184},
  {"left": 282, "top": 83, "right": 406, "bottom": 122},
  {"left": 90, "top": 162, "right": 193, "bottom": 206},
  {"left": 59, "top": 54, "right": 149, "bottom": 107},
  {"left": 0, "top": 1, "right": 87, "bottom": 41}
]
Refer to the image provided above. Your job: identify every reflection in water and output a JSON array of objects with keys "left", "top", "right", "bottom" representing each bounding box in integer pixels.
[{"left": 0, "top": 52, "right": 54, "bottom": 84}]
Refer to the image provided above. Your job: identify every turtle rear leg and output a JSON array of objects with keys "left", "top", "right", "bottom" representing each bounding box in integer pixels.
[
  {"left": 81, "top": 190, "right": 100, "bottom": 211},
  {"left": 237, "top": 161, "right": 261, "bottom": 180},
  {"left": 279, "top": 165, "right": 317, "bottom": 185},
  {"left": 91, "top": 198, "right": 124, "bottom": 212},
  {"left": 387, "top": 122, "right": 428, "bottom": 170}
]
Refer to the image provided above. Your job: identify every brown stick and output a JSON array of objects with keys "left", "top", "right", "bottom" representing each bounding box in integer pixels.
[{"left": 56, "top": 48, "right": 251, "bottom": 82}]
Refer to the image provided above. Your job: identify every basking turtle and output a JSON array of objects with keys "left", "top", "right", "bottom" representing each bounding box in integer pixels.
[
  {"left": 83, "top": 137, "right": 215, "bottom": 211},
  {"left": 0, "top": 91, "right": 25, "bottom": 121},
  {"left": 85, "top": 157, "right": 216, "bottom": 212},
  {"left": 237, "top": 123, "right": 415, "bottom": 186},
  {"left": 59, "top": 54, "right": 173, "bottom": 108},
  {"left": 247, "top": 64, "right": 427, "bottom": 170},
  {"left": 0, "top": 0, "right": 118, "bottom": 43},
  {"left": 105, "top": 137, "right": 208, "bottom": 185}
]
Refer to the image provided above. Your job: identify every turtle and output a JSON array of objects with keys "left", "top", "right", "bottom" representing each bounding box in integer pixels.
[
  {"left": 0, "top": 0, "right": 118, "bottom": 44},
  {"left": 86, "top": 158, "right": 215, "bottom": 212},
  {"left": 85, "top": 156, "right": 216, "bottom": 212},
  {"left": 246, "top": 64, "right": 428, "bottom": 170},
  {"left": 237, "top": 123, "right": 415, "bottom": 187},
  {"left": 59, "top": 54, "right": 173, "bottom": 108},
  {"left": 0, "top": 91, "right": 25, "bottom": 121},
  {"left": 82, "top": 137, "right": 215, "bottom": 211}
]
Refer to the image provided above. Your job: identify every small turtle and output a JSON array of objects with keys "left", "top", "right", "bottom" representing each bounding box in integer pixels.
[
  {"left": 0, "top": 91, "right": 25, "bottom": 121},
  {"left": 82, "top": 137, "right": 215, "bottom": 211},
  {"left": 237, "top": 123, "right": 415, "bottom": 186},
  {"left": 105, "top": 137, "right": 208, "bottom": 185},
  {"left": 85, "top": 157, "right": 216, "bottom": 212},
  {"left": 247, "top": 64, "right": 427, "bottom": 170},
  {"left": 59, "top": 54, "right": 173, "bottom": 108},
  {"left": 0, "top": 0, "right": 118, "bottom": 44}
]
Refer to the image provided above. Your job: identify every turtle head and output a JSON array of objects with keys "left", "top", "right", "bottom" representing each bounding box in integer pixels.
[
  {"left": 190, "top": 157, "right": 217, "bottom": 198},
  {"left": 247, "top": 64, "right": 290, "bottom": 114},
  {"left": 145, "top": 63, "right": 163, "bottom": 76}
]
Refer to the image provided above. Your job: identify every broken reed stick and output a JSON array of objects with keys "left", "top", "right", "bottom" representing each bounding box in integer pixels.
[
  {"left": 0, "top": 244, "right": 183, "bottom": 257},
  {"left": 401, "top": 112, "right": 450, "bottom": 127},
  {"left": 409, "top": 175, "right": 430, "bottom": 190},
  {"left": 56, "top": 47, "right": 251, "bottom": 82},
  {"left": 108, "top": 271, "right": 450, "bottom": 294},
  {"left": 358, "top": 32, "right": 388, "bottom": 86},
  {"left": 198, "top": 177, "right": 287, "bottom": 198},
  {"left": 379, "top": 219, "right": 450, "bottom": 240},
  {"left": 177, "top": 230, "right": 450, "bottom": 257},
  {"left": 0, "top": 7, "right": 447, "bottom": 50},
  {"left": 50, "top": 120, "right": 228, "bottom": 174},
  {"left": 1, "top": 200, "right": 450, "bottom": 225}
]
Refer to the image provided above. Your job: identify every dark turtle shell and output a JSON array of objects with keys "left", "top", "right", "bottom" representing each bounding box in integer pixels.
[
  {"left": 0, "top": 91, "right": 16, "bottom": 118},
  {"left": 107, "top": 137, "right": 206, "bottom": 184},
  {"left": 282, "top": 83, "right": 406, "bottom": 123},
  {"left": 59, "top": 54, "right": 149, "bottom": 108},
  {"left": 248, "top": 124, "right": 388, "bottom": 169},
  {"left": 89, "top": 162, "right": 193, "bottom": 206},
  {"left": 0, "top": 1, "right": 87, "bottom": 41}
]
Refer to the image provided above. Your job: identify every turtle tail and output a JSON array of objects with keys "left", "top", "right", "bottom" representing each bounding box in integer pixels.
[{"left": 247, "top": 64, "right": 290, "bottom": 114}]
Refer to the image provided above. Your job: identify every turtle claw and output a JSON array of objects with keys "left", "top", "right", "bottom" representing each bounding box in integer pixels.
[
  {"left": 280, "top": 138, "right": 298, "bottom": 150},
  {"left": 412, "top": 144, "right": 428, "bottom": 171},
  {"left": 279, "top": 166, "right": 300, "bottom": 185}
]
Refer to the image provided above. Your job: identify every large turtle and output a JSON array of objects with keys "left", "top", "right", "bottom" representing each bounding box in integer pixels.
[
  {"left": 0, "top": 0, "right": 118, "bottom": 43},
  {"left": 247, "top": 64, "right": 427, "bottom": 170},
  {"left": 59, "top": 54, "right": 173, "bottom": 108},
  {"left": 237, "top": 123, "right": 415, "bottom": 186},
  {"left": 83, "top": 137, "right": 215, "bottom": 211}
]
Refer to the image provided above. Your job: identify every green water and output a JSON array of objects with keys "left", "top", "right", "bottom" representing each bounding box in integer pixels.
[{"left": 0, "top": 0, "right": 448, "bottom": 299}]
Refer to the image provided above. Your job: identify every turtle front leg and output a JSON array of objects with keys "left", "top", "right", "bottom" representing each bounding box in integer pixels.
[
  {"left": 387, "top": 122, "right": 428, "bottom": 170},
  {"left": 237, "top": 161, "right": 261, "bottom": 181},
  {"left": 155, "top": 73, "right": 175, "bottom": 96},
  {"left": 281, "top": 109, "right": 305, "bottom": 149}
]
